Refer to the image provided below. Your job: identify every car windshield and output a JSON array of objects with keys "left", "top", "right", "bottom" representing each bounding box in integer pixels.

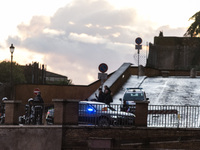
[{"left": 123, "top": 92, "right": 144, "bottom": 101}]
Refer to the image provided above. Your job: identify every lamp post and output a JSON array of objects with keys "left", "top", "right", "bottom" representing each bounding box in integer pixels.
[{"left": 10, "top": 44, "right": 15, "bottom": 99}]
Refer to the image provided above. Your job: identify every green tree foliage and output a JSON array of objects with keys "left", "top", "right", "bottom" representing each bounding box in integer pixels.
[
  {"left": 184, "top": 11, "right": 200, "bottom": 37},
  {"left": 0, "top": 61, "right": 26, "bottom": 84},
  {"left": 0, "top": 61, "right": 73, "bottom": 85}
]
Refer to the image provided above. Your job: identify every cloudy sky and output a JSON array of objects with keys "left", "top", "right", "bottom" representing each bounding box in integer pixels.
[{"left": 0, "top": 0, "right": 199, "bottom": 85}]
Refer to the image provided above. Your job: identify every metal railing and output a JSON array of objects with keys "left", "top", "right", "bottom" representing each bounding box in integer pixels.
[
  {"left": 148, "top": 105, "right": 200, "bottom": 128},
  {"left": 43, "top": 103, "right": 136, "bottom": 126},
  {"left": 23, "top": 103, "right": 200, "bottom": 128}
]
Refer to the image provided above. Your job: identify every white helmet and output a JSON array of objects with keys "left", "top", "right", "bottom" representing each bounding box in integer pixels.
[
  {"left": 2, "top": 97, "right": 8, "bottom": 101},
  {"left": 28, "top": 98, "right": 33, "bottom": 102}
]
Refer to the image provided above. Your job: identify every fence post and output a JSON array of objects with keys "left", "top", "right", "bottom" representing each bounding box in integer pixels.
[
  {"left": 135, "top": 101, "right": 149, "bottom": 127},
  {"left": 52, "top": 99, "right": 79, "bottom": 125},
  {"left": 4, "top": 100, "right": 21, "bottom": 125}
]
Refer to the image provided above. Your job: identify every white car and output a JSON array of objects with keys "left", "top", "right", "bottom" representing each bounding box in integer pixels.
[
  {"left": 79, "top": 101, "right": 135, "bottom": 126},
  {"left": 120, "top": 88, "right": 149, "bottom": 113}
]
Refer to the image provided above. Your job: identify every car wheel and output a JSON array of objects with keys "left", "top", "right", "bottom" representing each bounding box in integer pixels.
[
  {"left": 113, "top": 120, "right": 119, "bottom": 126},
  {"left": 98, "top": 117, "right": 110, "bottom": 127}
]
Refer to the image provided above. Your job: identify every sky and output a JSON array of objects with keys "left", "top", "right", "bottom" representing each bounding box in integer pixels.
[{"left": 0, "top": 0, "right": 200, "bottom": 85}]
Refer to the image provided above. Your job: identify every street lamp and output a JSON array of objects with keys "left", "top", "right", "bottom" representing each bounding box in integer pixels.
[{"left": 10, "top": 44, "right": 15, "bottom": 99}]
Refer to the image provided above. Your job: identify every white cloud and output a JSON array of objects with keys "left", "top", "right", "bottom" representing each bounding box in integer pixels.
[
  {"left": 4, "top": 0, "right": 192, "bottom": 84},
  {"left": 69, "top": 21, "right": 75, "bottom": 25},
  {"left": 68, "top": 33, "right": 109, "bottom": 44},
  {"left": 87, "top": 73, "right": 96, "bottom": 83},
  {"left": 112, "top": 32, "right": 120, "bottom": 38},
  {"left": 43, "top": 28, "right": 65, "bottom": 35},
  {"left": 17, "top": 16, "right": 50, "bottom": 39},
  {"left": 85, "top": 24, "right": 93, "bottom": 28}
]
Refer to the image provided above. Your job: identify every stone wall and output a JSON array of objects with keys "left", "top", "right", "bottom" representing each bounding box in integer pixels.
[
  {"left": 1, "top": 125, "right": 200, "bottom": 150},
  {"left": 62, "top": 126, "right": 200, "bottom": 149},
  {"left": 0, "top": 125, "right": 62, "bottom": 150},
  {"left": 147, "top": 36, "right": 200, "bottom": 70}
]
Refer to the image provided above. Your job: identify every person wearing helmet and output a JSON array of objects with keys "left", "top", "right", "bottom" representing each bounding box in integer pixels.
[
  {"left": 0, "top": 97, "right": 7, "bottom": 124},
  {"left": 33, "top": 92, "right": 44, "bottom": 124},
  {"left": 27, "top": 98, "right": 34, "bottom": 124},
  {"left": 2, "top": 97, "right": 8, "bottom": 101}
]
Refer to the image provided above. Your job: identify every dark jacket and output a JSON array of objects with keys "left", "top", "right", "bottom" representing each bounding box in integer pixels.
[
  {"left": 34, "top": 94, "right": 44, "bottom": 104},
  {"left": 104, "top": 93, "right": 113, "bottom": 105},
  {"left": 96, "top": 92, "right": 105, "bottom": 102}
]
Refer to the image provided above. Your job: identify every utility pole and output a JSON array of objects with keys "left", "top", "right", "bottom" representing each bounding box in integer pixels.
[{"left": 135, "top": 37, "right": 142, "bottom": 78}]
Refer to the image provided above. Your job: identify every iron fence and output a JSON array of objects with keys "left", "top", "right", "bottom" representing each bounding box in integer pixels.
[
  {"left": 148, "top": 105, "right": 200, "bottom": 128},
  {"left": 44, "top": 103, "right": 135, "bottom": 126},
  {"left": 28, "top": 103, "right": 200, "bottom": 128}
]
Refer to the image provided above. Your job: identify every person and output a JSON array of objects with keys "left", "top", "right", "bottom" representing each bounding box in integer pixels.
[
  {"left": 33, "top": 91, "right": 44, "bottom": 104},
  {"left": 1, "top": 97, "right": 7, "bottom": 114},
  {"left": 27, "top": 98, "right": 34, "bottom": 124},
  {"left": 104, "top": 85, "right": 111, "bottom": 95},
  {"left": 0, "top": 97, "right": 7, "bottom": 124},
  {"left": 95, "top": 88, "right": 105, "bottom": 102},
  {"left": 104, "top": 86, "right": 113, "bottom": 105},
  {"left": 33, "top": 91, "right": 44, "bottom": 124}
]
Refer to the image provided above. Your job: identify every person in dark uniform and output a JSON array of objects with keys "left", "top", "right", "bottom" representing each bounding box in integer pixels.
[
  {"left": 95, "top": 88, "right": 105, "bottom": 102},
  {"left": 104, "top": 86, "right": 113, "bottom": 105},
  {"left": 104, "top": 85, "right": 111, "bottom": 95},
  {"left": 33, "top": 91, "right": 44, "bottom": 124},
  {"left": 34, "top": 91, "right": 44, "bottom": 104}
]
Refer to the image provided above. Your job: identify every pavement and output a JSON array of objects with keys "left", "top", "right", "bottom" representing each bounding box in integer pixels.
[{"left": 112, "top": 75, "right": 200, "bottom": 105}]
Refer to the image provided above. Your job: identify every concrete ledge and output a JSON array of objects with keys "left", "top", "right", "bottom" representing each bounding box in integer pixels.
[
  {"left": 0, "top": 125, "right": 63, "bottom": 128},
  {"left": 4, "top": 100, "right": 22, "bottom": 104},
  {"left": 88, "top": 137, "right": 113, "bottom": 149},
  {"left": 161, "top": 71, "right": 170, "bottom": 77},
  {"left": 135, "top": 101, "right": 150, "bottom": 104},
  {"left": 52, "top": 99, "right": 79, "bottom": 102}
]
